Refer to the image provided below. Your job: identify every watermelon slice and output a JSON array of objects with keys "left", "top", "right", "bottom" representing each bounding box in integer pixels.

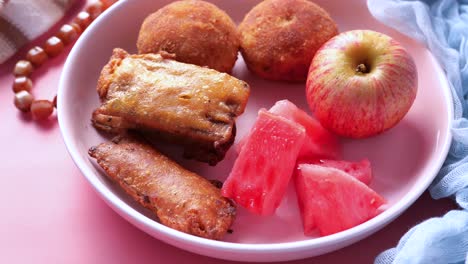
[
  {"left": 294, "top": 165, "right": 316, "bottom": 235},
  {"left": 312, "top": 159, "right": 372, "bottom": 185},
  {"left": 222, "top": 109, "right": 306, "bottom": 215},
  {"left": 269, "top": 100, "right": 340, "bottom": 160},
  {"left": 236, "top": 100, "right": 340, "bottom": 160},
  {"left": 296, "top": 164, "right": 385, "bottom": 236}
]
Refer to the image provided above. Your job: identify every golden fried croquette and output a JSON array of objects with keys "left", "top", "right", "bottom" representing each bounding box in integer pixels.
[
  {"left": 88, "top": 134, "right": 236, "bottom": 240},
  {"left": 238, "top": 0, "right": 338, "bottom": 81},
  {"left": 137, "top": 0, "right": 239, "bottom": 73}
]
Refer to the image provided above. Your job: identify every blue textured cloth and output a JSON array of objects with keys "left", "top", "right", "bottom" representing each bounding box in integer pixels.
[{"left": 367, "top": 0, "right": 468, "bottom": 263}]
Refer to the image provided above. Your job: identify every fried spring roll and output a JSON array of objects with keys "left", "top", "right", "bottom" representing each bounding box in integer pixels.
[
  {"left": 92, "top": 48, "right": 250, "bottom": 165},
  {"left": 88, "top": 135, "right": 236, "bottom": 240}
]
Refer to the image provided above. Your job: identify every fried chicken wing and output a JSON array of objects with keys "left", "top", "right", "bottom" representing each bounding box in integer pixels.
[
  {"left": 88, "top": 135, "right": 236, "bottom": 240},
  {"left": 92, "top": 48, "right": 250, "bottom": 165}
]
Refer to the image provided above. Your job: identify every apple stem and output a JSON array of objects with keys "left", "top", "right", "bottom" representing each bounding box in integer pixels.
[{"left": 356, "top": 63, "right": 368, "bottom": 74}]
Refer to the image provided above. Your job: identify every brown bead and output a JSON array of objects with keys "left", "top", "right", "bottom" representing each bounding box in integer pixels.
[
  {"left": 73, "top": 11, "right": 92, "bottom": 30},
  {"left": 31, "top": 100, "right": 54, "bottom": 120},
  {"left": 12, "top": 76, "right": 33, "bottom": 93},
  {"left": 44, "top": 36, "right": 64, "bottom": 57},
  {"left": 26, "top": 46, "right": 48, "bottom": 67},
  {"left": 57, "top": 24, "right": 79, "bottom": 45},
  {"left": 53, "top": 95, "right": 57, "bottom": 108},
  {"left": 14, "top": 60, "right": 33, "bottom": 76},
  {"left": 14, "top": 91, "right": 34, "bottom": 112},
  {"left": 70, "top": 22, "right": 82, "bottom": 34},
  {"left": 86, "top": 2, "right": 104, "bottom": 20},
  {"left": 101, "top": 0, "right": 117, "bottom": 9}
]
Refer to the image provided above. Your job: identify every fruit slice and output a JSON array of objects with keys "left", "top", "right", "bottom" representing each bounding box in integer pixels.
[
  {"left": 312, "top": 159, "right": 372, "bottom": 185},
  {"left": 236, "top": 100, "right": 340, "bottom": 159},
  {"left": 222, "top": 109, "right": 306, "bottom": 215},
  {"left": 296, "top": 164, "right": 385, "bottom": 236},
  {"left": 294, "top": 166, "right": 316, "bottom": 235},
  {"left": 269, "top": 100, "right": 340, "bottom": 160}
]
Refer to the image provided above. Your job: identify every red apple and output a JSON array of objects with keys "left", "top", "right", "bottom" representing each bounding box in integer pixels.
[{"left": 306, "top": 30, "right": 418, "bottom": 138}]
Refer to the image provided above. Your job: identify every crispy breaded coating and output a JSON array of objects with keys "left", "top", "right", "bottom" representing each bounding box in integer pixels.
[
  {"left": 137, "top": 0, "right": 239, "bottom": 73},
  {"left": 238, "top": 0, "right": 338, "bottom": 81},
  {"left": 88, "top": 135, "right": 236, "bottom": 240},
  {"left": 92, "top": 48, "right": 250, "bottom": 165}
]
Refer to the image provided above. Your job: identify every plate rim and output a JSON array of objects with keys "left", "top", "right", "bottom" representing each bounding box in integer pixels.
[{"left": 57, "top": 0, "right": 454, "bottom": 258}]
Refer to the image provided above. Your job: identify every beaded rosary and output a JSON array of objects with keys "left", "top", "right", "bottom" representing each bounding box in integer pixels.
[{"left": 11, "top": 0, "right": 117, "bottom": 120}]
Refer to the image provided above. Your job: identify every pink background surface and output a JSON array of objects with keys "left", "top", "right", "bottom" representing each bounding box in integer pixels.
[{"left": 0, "top": 1, "right": 457, "bottom": 263}]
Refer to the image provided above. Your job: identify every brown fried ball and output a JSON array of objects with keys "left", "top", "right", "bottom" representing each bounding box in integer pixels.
[
  {"left": 238, "top": 0, "right": 338, "bottom": 81},
  {"left": 137, "top": 0, "right": 239, "bottom": 73}
]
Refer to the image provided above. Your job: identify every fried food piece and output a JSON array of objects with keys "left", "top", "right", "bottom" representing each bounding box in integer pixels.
[
  {"left": 88, "top": 135, "right": 236, "bottom": 240},
  {"left": 92, "top": 48, "right": 250, "bottom": 165},
  {"left": 137, "top": 0, "right": 239, "bottom": 73},
  {"left": 238, "top": 0, "right": 338, "bottom": 81}
]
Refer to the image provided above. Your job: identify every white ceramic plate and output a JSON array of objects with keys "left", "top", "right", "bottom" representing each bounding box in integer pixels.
[{"left": 58, "top": 0, "right": 453, "bottom": 261}]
